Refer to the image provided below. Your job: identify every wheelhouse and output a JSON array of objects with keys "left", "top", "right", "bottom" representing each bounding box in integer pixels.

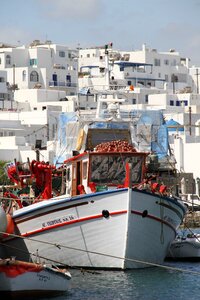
[{"left": 64, "top": 151, "right": 147, "bottom": 196}]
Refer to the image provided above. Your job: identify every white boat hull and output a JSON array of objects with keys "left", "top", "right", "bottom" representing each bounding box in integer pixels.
[
  {"left": 3, "top": 188, "right": 186, "bottom": 269},
  {"left": 0, "top": 259, "right": 71, "bottom": 297},
  {"left": 167, "top": 235, "right": 200, "bottom": 259}
]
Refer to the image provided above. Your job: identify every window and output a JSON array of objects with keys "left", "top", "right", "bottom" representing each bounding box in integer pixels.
[
  {"left": 170, "top": 100, "right": 174, "bottom": 106},
  {"left": 0, "top": 93, "right": 5, "bottom": 99},
  {"left": 164, "top": 59, "right": 169, "bottom": 65},
  {"left": 35, "top": 140, "right": 42, "bottom": 149},
  {"left": 180, "top": 100, "right": 188, "bottom": 106},
  {"left": 87, "top": 54, "right": 90, "bottom": 58},
  {"left": 30, "top": 71, "right": 39, "bottom": 82},
  {"left": 83, "top": 162, "right": 88, "bottom": 179},
  {"left": 22, "top": 70, "right": 26, "bottom": 81},
  {"left": 66, "top": 168, "right": 70, "bottom": 181},
  {"left": 132, "top": 99, "right": 136, "bottom": 104},
  {"left": 30, "top": 59, "right": 37, "bottom": 66},
  {"left": 154, "top": 59, "right": 160, "bottom": 66},
  {"left": 59, "top": 51, "right": 65, "bottom": 57},
  {"left": 0, "top": 77, "right": 4, "bottom": 82},
  {"left": 6, "top": 55, "right": 11, "bottom": 65},
  {"left": 0, "top": 58, "right": 1, "bottom": 64},
  {"left": 171, "top": 59, "right": 176, "bottom": 66},
  {"left": 90, "top": 154, "right": 144, "bottom": 185},
  {"left": 165, "top": 74, "right": 168, "bottom": 81}
]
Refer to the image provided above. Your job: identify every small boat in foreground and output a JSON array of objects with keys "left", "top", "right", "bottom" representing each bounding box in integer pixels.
[
  {"left": 167, "top": 233, "right": 200, "bottom": 260},
  {"left": 0, "top": 258, "right": 71, "bottom": 298}
]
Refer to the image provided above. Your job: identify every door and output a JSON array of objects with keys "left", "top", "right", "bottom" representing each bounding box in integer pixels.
[{"left": 52, "top": 74, "right": 57, "bottom": 86}]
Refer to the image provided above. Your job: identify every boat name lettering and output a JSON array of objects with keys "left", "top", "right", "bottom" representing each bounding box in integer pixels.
[
  {"left": 163, "top": 215, "right": 177, "bottom": 227},
  {"left": 42, "top": 215, "right": 75, "bottom": 228},
  {"left": 37, "top": 273, "right": 50, "bottom": 282}
]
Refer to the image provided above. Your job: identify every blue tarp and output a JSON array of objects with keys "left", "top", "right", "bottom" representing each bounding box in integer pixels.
[
  {"left": 151, "top": 125, "right": 168, "bottom": 158},
  {"left": 166, "top": 119, "right": 184, "bottom": 132},
  {"left": 90, "top": 122, "right": 129, "bottom": 129},
  {"left": 138, "top": 111, "right": 168, "bottom": 158},
  {"left": 54, "top": 112, "right": 77, "bottom": 166}
]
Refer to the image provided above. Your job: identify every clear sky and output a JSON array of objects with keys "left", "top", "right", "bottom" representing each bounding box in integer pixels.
[{"left": 1, "top": 0, "right": 200, "bottom": 65}]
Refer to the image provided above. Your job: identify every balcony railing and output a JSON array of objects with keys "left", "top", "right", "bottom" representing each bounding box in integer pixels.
[{"left": 49, "top": 81, "right": 77, "bottom": 87}]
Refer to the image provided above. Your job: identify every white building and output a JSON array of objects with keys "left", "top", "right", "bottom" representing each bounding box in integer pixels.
[
  {"left": 78, "top": 44, "right": 191, "bottom": 92},
  {"left": 77, "top": 44, "right": 193, "bottom": 110},
  {"left": 0, "top": 41, "right": 79, "bottom": 163},
  {"left": 0, "top": 41, "right": 78, "bottom": 95},
  {"left": 0, "top": 40, "right": 200, "bottom": 197}
]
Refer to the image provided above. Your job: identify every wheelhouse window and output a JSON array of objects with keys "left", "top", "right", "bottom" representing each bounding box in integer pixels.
[
  {"left": 89, "top": 153, "right": 145, "bottom": 185},
  {"left": 83, "top": 161, "right": 88, "bottom": 179}
]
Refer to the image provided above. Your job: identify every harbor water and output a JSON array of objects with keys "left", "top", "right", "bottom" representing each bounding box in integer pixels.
[{"left": 32, "top": 261, "right": 200, "bottom": 300}]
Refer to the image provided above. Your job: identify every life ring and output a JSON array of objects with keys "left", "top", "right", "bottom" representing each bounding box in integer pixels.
[{"left": 76, "top": 128, "right": 85, "bottom": 151}]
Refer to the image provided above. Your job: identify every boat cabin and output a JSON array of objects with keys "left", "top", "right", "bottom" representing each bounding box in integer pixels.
[{"left": 64, "top": 147, "right": 147, "bottom": 196}]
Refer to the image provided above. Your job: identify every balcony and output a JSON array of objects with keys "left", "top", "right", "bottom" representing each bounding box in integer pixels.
[{"left": 49, "top": 81, "right": 77, "bottom": 88}]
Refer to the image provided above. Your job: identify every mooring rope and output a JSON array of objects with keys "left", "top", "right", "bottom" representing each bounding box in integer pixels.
[{"left": 1, "top": 231, "right": 200, "bottom": 275}]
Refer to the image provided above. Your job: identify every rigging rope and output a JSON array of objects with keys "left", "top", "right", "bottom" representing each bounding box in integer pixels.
[{"left": 1, "top": 230, "right": 200, "bottom": 275}]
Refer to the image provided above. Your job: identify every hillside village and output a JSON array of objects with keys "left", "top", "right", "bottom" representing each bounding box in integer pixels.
[{"left": 0, "top": 40, "right": 200, "bottom": 202}]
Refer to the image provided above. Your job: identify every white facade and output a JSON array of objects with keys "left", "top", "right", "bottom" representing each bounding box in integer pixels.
[
  {"left": 0, "top": 40, "right": 200, "bottom": 194},
  {"left": 147, "top": 92, "right": 200, "bottom": 193},
  {"left": 0, "top": 41, "right": 78, "bottom": 95},
  {"left": 14, "top": 89, "right": 76, "bottom": 112},
  {"left": 78, "top": 44, "right": 191, "bottom": 95},
  {"left": 0, "top": 108, "right": 61, "bottom": 163},
  {"left": 0, "top": 70, "right": 13, "bottom": 109},
  {"left": 0, "top": 40, "right": 80, "bottom": 164}
]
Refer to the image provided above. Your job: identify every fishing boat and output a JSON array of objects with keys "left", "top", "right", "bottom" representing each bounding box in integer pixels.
[
  {"left": 0, "top": 257, "right": 71, "bottom": 297},
  {"left": 167, "top": 233, "right": 200, "bottom": 260},
  {"left": 1, "top": 98, "right": 186, "bottom": 269}
]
